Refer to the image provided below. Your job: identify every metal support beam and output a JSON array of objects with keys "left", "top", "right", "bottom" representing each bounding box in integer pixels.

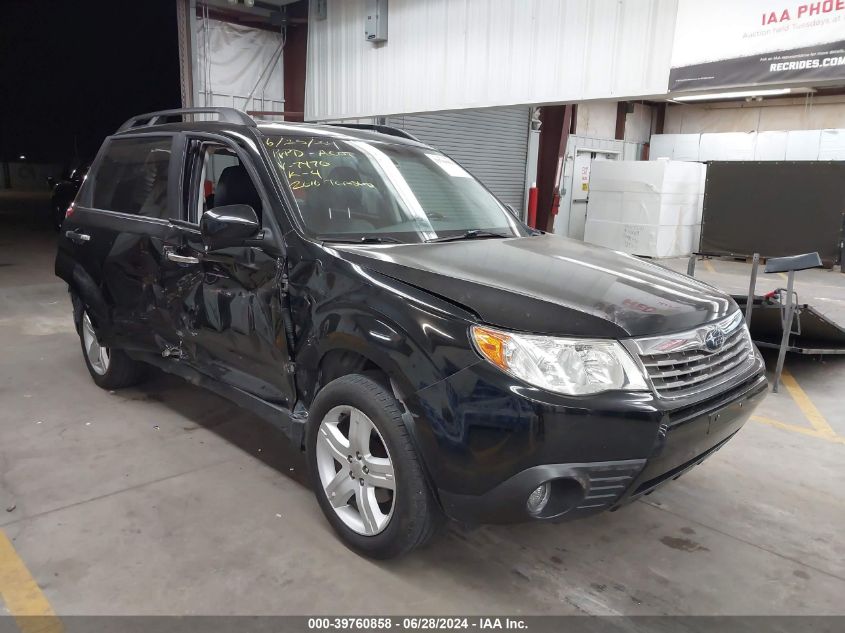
[
  {"left": 745, "top": 253, "right": 760, "bottom": 326},
  {"left": 615, "top": 102, "right": 627, "bottom": 140},
  {"left": 535, "top": 105, "right": 573, "bottom": 233},
  {"left": 281, "top": 1, "right": 308, "bottom": 121},
  {"left": 772, "top": 270, "right": 796, "bottom": 393}
]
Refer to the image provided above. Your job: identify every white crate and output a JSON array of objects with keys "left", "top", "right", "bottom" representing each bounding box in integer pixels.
[
  {"left": 584, "top": 219, "right": 699, "bottom": 258},
  {"left": 588, "top": 160, "right": 706, "bottom": 196},
  {"left": 587, "top": 190, "right": 703, "bottom": 226}
]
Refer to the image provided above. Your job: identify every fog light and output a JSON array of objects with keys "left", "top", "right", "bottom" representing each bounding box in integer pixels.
[{"left": 526, "top": 483, "right": 551, "bottom": 515}]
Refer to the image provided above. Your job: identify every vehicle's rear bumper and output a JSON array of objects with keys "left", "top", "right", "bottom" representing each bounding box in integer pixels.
[{"left": 436, "top": 372, "right": 768, "bottom": 524}]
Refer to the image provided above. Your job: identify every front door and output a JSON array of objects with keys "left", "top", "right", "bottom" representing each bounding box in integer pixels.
[{"left": 155, "top": 137, "right": 295, "bottom": 406}]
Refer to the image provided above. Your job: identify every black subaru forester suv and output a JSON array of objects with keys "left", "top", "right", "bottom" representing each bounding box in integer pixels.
[{"left": 56, "top": 108, "right": 767, "bottom": 559}]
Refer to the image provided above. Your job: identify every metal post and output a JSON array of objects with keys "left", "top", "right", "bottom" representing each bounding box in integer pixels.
[
  {"left": 686, "top": 254, "right": 697, "bottom": 277},
  {"left": 745, "top": 253, "right": 760, "bottom": 326},
  {"left": 772, "top": 269, "right": 795, "bottom": 393}
]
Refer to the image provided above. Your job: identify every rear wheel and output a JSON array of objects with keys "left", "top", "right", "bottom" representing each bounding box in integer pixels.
[
  {"left": 79, "top": 311, "right": 146, "bottom": 389},
  {"left": 306, "top": 374, "right": 441, "bottom": 559}
]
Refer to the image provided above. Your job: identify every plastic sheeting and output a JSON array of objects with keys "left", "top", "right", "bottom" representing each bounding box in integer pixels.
[
  {"left": 584, "top": 161, "right": 707, "bottom": 258},
  {"left": 195, "top": 17, "right": 284, "bottom": 113}
]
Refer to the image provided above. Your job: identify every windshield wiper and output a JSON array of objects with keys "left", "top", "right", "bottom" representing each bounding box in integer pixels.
[
  {"left": 425, "top": 230, "right": 510, "bottom": 243},
  {"left": 322, "top": 236, "right": 404, "bottom": 244}
]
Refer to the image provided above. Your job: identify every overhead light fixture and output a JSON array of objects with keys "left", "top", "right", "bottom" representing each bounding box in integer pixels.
[{"left": 671, "top": 87, "right": 814, "bottom": 102}]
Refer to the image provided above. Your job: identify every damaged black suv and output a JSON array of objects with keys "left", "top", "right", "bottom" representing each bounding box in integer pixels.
[{"left": 56, "top": 108, "right": 767, "bottom": 559}]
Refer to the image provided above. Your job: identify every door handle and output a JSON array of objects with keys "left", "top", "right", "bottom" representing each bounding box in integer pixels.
[
  {"left": 65, "top": 230, "right": 91, "bottom": 244},
  {"left": 164, "top": 247, "right": 200, "bottom": 265}
]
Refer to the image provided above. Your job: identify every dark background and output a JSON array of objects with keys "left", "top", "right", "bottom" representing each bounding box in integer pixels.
[
  {"left": 700, "top": 161, "right": 845, "bottom": 266},
  {"left": 0, "top": 0, "right": 181, "bottom": 169}
]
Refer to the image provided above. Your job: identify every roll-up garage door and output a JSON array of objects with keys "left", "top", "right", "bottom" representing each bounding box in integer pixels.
[{"left": 387, "top": 106, "right": 530, "bottom": 213}]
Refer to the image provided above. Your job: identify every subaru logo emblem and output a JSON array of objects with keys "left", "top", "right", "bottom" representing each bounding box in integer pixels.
[{"left": 704, "top": 328, "right": 725, "bottom": 352}]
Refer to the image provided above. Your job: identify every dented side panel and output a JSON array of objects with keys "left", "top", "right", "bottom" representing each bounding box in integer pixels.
[
  {"left": 285, "top": 240, "right": 481, "bottom": 409},
  {"left": 156, "top": 231, "right": 295, "bottom": 406}
]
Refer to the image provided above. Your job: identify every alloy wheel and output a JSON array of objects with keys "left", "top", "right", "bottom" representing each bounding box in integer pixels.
[
  {"left": 315, "top": 405, "right": 396, "bottom": 536},
  {"left": 82, "top": 312, "right": 110, "bottom": 375}
]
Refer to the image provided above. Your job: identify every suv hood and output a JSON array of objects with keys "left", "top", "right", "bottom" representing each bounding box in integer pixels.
[{"left": 329, "top": 234, "right": 735, "bottom": 338}]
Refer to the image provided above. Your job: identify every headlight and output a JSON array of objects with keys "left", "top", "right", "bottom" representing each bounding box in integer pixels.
[{"left": 471, "top": 325, "right": 648, "bottom": 396}]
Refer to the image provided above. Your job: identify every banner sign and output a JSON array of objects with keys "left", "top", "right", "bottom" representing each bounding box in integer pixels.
[{"left": 669, "top": 0, "right": 845, "bottom": 91}]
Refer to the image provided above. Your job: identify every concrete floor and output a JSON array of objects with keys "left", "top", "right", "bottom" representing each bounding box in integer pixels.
[{"left": 1, "top": 191, "right": 843, "bottom": 616}]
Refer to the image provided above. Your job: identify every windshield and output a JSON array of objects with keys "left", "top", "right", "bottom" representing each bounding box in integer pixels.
[{"left": 264, "top": 134, "right": 527, "bottom": 243}]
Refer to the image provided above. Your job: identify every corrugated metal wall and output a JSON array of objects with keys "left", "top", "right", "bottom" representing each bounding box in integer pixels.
[
  {"left": 306, "top": 0, "right": 678, "bottom": 121},
  {"left": 387, "top": 107, "right": 530, "bottom": 212}
]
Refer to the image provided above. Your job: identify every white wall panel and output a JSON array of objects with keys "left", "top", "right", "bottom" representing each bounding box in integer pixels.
[
  {"left": 785, "top": 131, "right": 822, "bottom": 160},
  {"left": 698, "top": 133, "right": 756, "bottom": 162},
  {"left": 576, "top": 102, "right": 618, "bottom": 139},
  {"left": 672, "top": 135, "right": 701, "bottom": 161},
  {"left": 306, "top": 0, "right": 678, "bottom": 120},
  {"left": 664, "top": 96, "right": 845, "bottom": 134},
  {"left": 819, "top": 130, "right": 845, "bottom": 160},
  {"left": 754, "top": 132, "right": 788, "bottom": 160},
  {"left": 651, "top": 129, "right": 845, "bottom": 160},
  {"left": 648, "top": 135, "right": 675, "bottom": 160}
]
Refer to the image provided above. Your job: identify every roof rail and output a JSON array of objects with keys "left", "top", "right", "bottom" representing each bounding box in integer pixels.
[
  {"left": 117, "top": 107, "right": 255, "bottom": 133},
  {"left": 327, "top": 123, "right": 420, "bottom": 142}
]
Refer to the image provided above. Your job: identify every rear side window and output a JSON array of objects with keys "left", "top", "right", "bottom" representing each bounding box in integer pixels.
[{"left": 90, "top": 137, "right": 173, "bottom": 218}]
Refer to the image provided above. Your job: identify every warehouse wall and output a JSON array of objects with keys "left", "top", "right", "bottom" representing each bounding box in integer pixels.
[
  {"left": 664, "top": 96, "right": 845, "bottom": 134},
  {"left": 306, "top": 0, "right": 678, "bottom": 120},
  {"left": 575, "top": 102, "right": 618, "bottom": 139}
]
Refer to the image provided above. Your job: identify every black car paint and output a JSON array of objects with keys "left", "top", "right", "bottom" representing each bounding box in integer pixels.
[
  {"left": 328, "top": 235, "right": 736, "bottom": 338},
  {"left": 56, "top": 120, "right": 767, "bottom": 525}
]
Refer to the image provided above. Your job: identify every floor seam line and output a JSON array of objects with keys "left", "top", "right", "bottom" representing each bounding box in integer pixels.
[
  {"left": 0, "top": 457, "right": 236, "bottom": 530},
  {"left": 637, "top": 499, "right": 845, "bottom": 583}
]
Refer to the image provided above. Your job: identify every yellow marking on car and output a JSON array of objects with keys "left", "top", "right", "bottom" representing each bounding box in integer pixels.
[{"left": 0, "top": 529, "right": 63, "bottom": 633}]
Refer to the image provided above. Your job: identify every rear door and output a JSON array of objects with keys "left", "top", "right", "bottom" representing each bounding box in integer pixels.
[
  {"left": 57, "top": 134, "right": 183, "bottom": 352},
  {"left": 153, "top": 135, "right": 296, "bottom": 406}
]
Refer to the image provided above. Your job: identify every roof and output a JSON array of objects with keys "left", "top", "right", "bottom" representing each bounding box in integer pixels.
[{"left": 114, "top": 107, "right": 426, "bottom": 147}]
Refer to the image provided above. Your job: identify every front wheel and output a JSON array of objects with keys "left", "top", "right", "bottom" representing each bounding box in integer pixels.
[{"left": 306, "top": 374, "right": 442, "bottom": 559}]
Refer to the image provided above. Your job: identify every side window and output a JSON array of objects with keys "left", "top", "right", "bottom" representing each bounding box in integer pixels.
[
  {"left": 189, "top": 142, "right": 262, "bottom": 224},
  {"left": 90, "top": 137, "right": 173, "bottom": 218}
]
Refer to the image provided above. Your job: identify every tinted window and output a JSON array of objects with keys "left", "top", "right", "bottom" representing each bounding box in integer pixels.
[
  {"left": 91, "top": 137, "right": 172, "bottom": 218},
  {"left": 265, "top": 135, "right": 526, "bottom": 243}
]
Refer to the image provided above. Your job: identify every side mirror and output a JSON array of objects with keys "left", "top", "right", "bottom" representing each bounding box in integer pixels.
[{"left": 200, "top": 204, "right": 260, "bottom": 250}]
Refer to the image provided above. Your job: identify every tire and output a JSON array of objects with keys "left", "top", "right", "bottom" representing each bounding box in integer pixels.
[
  {"left": 306, "top": 374, "right": 442, "bottom": 559},
  {"left": 78, "top": 310, "right": 147, "bottom": 389}
]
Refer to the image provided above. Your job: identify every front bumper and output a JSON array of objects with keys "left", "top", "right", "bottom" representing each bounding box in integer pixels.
[{"left": 409, "top": 357, "right": 767, "bottom": 524}]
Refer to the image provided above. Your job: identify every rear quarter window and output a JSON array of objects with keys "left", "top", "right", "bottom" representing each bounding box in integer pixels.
[{"left": 89, "top": 137, "right": 173, "bottom": 218}]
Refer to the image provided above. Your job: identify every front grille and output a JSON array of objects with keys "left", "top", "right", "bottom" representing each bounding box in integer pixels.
[{"left": 632, "top": 312, "right": 756, "bottom": 401}]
